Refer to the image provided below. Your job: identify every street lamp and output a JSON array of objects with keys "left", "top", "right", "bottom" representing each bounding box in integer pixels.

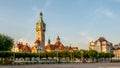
[
  {"left": 13, "top": 45, "right": 15, "bottom": 65},
  {"left": 13, "top": 52, "right": 15, "bottom": 65},
  {"left": 55, "top": 48, "right": 59, "bottom": 64},
  {"left": 97, "top": 54, "right": 99, "bottom": 62},
  {"left": 70, "top": 50, "right": 73, "bottom": 64},
  {"left": 37, "top": 46, "right": 41, "bottom": 63},
  {"left": 80, "top": 50, "right": 83, "bottom": 63}
]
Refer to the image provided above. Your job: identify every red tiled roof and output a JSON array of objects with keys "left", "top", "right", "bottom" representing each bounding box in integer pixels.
[
  {"left": 34, "top": 40, "right": 40, "bottom": 44},
  {"left": 54, "top": 41, "right": 61, "bottom": 47},
  {"left": 17, "top": 43, "right": 31, "bottom": 52},
  {"left": 58, "top": 44, "right": 64, "bottom": 50},
  {"left": 45, "top": 41, "right": 65, "bottom": 50},
  {"left": 98, "top": 37, "right": 106, "bottom": 42}
]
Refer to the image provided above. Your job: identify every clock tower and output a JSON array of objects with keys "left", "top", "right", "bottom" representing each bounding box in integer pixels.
[{"left": 35, "top": 12, "right": 46, "bottom": 52}]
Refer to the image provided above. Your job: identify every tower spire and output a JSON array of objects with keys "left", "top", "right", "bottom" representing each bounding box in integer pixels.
[
  {"left": 48, "top": 38, "right": 51, "bottom": 44},
  {"left": 56, "top": 35, "right": 60, "bottom": 42},
  {"left": 39, "top": 12, "right": 43, "bottom": 23},
  {"left": 40, "top": 12, "right": 43, "bottom": 17}
]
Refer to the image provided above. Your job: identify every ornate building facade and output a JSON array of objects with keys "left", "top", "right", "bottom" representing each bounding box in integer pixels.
[
  {"left": 11, "top": 42, "right": 31, "bottom": 53},
  {"left": 45, "top": 36, "right": 78, "bottom": 52},
  {"left": 12, "top": 12, "right": 78, "bottom": 53},
  {"left": 89, "top": 37, "right": 113, "bottom": 53},
  {"left": 112, "top": 43, "right": 120, "bottom": 59},
  {"left": 32, "top": 12, "right": 46, "bottom": 53},
  {"left": 45, "top": 36, "right": 64, "bottom": 52}
]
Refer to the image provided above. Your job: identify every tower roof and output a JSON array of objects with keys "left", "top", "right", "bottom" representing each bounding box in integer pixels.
[
  {"left": 36, "top": 12, "right": 43, "bottom": 24},
  {"left": 36, "top": 11, "right": 46, "bottom": 32},
  {"left": 40, "top": 12, "right": 43, "bottom": 16}
]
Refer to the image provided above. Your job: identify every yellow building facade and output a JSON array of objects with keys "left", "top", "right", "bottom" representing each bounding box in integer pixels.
[{"left": 32, "top": 12, "right": 46, "bottom": 53}]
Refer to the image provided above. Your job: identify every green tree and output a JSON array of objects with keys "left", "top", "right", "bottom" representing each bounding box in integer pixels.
[
  {"left": 46, "top": 51, "right": 56, "bottom": 59},
  {"left": 83, "top": 50, "right": 89, "bottom": 58},
  {"left": 61, "top": 50, "right": 69, "bottom": 61},
  {"left": 0, "top": 34, "right": 14, "bottom": 51},
  {"left": 74, "top": 50, "right": 80, "bottom": 59},
  {"left": 88, "top": 50, "right": 98, "bottom": 62}
]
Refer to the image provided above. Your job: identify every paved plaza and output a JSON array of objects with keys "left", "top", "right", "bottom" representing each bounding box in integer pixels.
[{"left": 0, "top": 63, "right": 120, "bottom": 68}]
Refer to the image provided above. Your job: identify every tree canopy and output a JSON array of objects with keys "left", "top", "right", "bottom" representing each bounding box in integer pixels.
[{"left": 0, "top": 34, "right": 14, "bottom": 51}]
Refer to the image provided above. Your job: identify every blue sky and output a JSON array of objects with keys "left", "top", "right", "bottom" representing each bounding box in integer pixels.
[{"left": 0, "top": 0, "right": 120, "bottom": 49}]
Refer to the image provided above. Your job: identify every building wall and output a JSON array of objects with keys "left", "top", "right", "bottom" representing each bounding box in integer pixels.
[
  {"left": 11, "top": 42, "right": 19, "bottom": 52},
  {"left": 112, "top": 44, "right": 120, "bottom": 59},
  {"left": 89, "top": 37, "right": 113, "bottom": 53},
  {"left": 35, "top": 12, "right": 46, "bottom": 52}
]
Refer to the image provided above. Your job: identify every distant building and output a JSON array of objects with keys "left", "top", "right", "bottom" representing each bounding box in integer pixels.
[
  {"left": 45, "top": 36, "right": 64, "bottom": 52},
  {"left": 64, "top": 46, "right": 78, "bottom": 51},
  {"left": 89, "top": 37, "right": 113, "bottom": 53},
  {"left": 12, "top": 12, "right": 78, "bottom": 53},
  {"left": 12, "top": 42, "right": 31, "bottom": 53},
  {"left": 45, "top": 36, "right": 78, "bottom": 52},
  {"left": 112, "top": 43, "right": 120, "bottom": 58},
  {"left": 31, "top": 12, "right": 46, "bottom": 53},
  {"left": 11, "top": 42, "right": 19, "bottom": 52}
]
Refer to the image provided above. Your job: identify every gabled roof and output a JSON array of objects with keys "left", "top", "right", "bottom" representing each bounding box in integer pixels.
[
  {"left": 98, "top": 37, "right": 107, "bottom": 42},
  {"left": 45, "top": 44, "right": 56, "bottom": 50},
  {"left": 17, "top": 43, "right": 31, "bottom": 52},
  {"left": 34, "top": 40, "right": 40, "bottom": 44},
  {"left": 20, "top": 45, "right": 31, "bottom": 52},
  {"left": 45, "top": 43, "right": 64, "bottom": 50}
]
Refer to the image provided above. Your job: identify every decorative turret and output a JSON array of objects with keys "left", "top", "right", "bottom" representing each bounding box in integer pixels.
[
  {"left": 48, "top": 38, "right": 51, "bottom": 44},
  {"left": 56, "top": 35, "right": 60, "bottom": 42}
]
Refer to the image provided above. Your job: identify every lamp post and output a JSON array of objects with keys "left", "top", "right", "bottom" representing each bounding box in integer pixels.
[
  {"left": 55, "top": 48, "right": 59, "bottom": 64},
  {"left": 38, "top": 46, "right": 41, "bottom": 63},
  {"left": 13, "top": 45, "right": 15, "bottom": 65},
  {"left": 80, "top": 50, "right": 83, "bottom": 63},
  {"left": 13, "top": 52, "right": 15, "bottom": 65},
  {"left": 70, "top": 50, "right": 73, "bottom": 64},
  {"left": 97, "top": 54, "right": 99, "bottom": 62}
]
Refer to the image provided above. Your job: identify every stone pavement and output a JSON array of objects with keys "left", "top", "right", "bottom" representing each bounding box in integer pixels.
[{"left": 0, "top": 63, "right": 120, "bottom": 68}]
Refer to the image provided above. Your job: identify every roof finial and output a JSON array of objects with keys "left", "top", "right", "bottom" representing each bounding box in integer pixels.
[
  {"left": 39, "top": 11, "right": 43, "bottom": 23},
  {"left": 40, "top": 12, "right": 43, "bottom": 17}
]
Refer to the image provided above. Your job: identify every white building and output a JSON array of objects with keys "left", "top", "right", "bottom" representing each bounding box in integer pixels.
[
  {"left": 112, "top": 44, "right": 120, "bottom": 59},
  {"left": 11, "top": 42, "right": 19, "bottom": 52},
  {"left": 89, "top": 37, "right": 113, "bottom": 53}
]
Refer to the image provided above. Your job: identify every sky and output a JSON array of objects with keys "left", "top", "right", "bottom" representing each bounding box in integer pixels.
[{"left": 0, "top": 0, "right": 120, "bottom": 50}]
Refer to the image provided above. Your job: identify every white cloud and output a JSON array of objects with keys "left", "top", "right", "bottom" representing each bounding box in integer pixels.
[{"left": 95, "top": 8, "right": 114, "bottom": 17}]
